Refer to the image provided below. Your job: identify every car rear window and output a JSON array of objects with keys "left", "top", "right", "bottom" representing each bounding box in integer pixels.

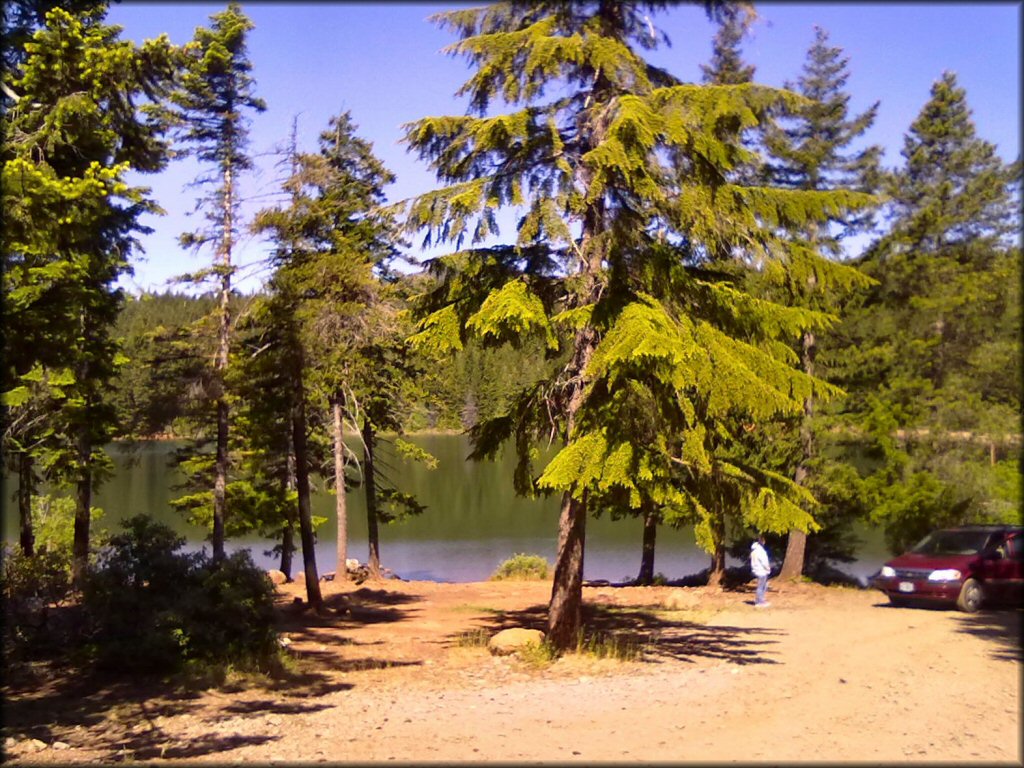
[{"left": 910, "top": 530, "right": 996, "bottom": 555}]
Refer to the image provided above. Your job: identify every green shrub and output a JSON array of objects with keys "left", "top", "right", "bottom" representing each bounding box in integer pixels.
[
  {"left": 490, "top": 553, "right": 549, "bottom": 581},
  {"left": 82, "top": 514, "right": 278, "bottom": 673},
  {"left": 516, "top": 639, "right": 557, "bottom": 668},
  {"left": 1, "top": 544, "right": 74, "bottom": 654},
  {"left": 185, "top": 550, "right": 279, "bottom": 669},
  {"left": 2, "top": 544, "right": 73, "bottom": 607}
]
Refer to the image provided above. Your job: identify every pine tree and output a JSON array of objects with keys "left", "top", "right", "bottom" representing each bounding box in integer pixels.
[
  {"left": 700, "top": 2, "right": 755, "bottom": 86},
  {"left": 253, "top": 110, "right": 417, "bottom": 589},
  {"left": 404, "top": 2, "right": 873, "bottom": 648},
  {"left": 834, "top": 71, "right": 1020, "bottom": 552},
  {"left": 760, "top": 26, "right": 881, "bottom": 579},
  {"left": 696, "top": 0, "right": 757, "bottom": 588},
  {"left": 2, "top": 5, "right": 177, "bottom": 579},
  {"left": 171, "top": 2, "right": 265, "bottom": 563}
]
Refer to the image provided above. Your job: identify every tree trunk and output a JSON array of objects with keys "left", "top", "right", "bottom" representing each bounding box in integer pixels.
[
  {"left": 636, "top": 503, "right": 657, "bottom": 584},
  {"left": 281, "top": 448, "right": 297, "bottom": 580},
  {"left": 363, "top": 418, "right": 381, "bottom": 579},
  {"left": 291, "top": 374, "right": 322, "bottom": 610},
  {"left": 72, "top": 430, "right": 91, "bottom": 588},
  {"left": 333, "top": 396, "right": 349, "bottom": 580},
  {"left": 18, "top": 453, "right": 35, "bottom": 557},
  {"left": 780, "top": 325, "right": 816, "bottom": 581},
  {"left": 280, "top": 521, "right": 294, "bottom": 581},
  {"left": 780, "top": 528, "right": 807, "bottom": 582},
  {"left": 706, "top": 513, "right": 727, "bottom": 588},
  {"left": 547, "top": 322, "right": 599, "bottom": 648},
  {"left": 707, "top": 543, "right": 726, "bottom": 588},
  {"left": 212, "top": 162, "right": 233, "bottom": 565},
  {"left": 548, "top": 491, "right": 587, "bottom": 649}
]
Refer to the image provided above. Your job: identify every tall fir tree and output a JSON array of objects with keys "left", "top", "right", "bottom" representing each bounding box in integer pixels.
[
  {"left": 171, "top": 2, "right": 265, "bottom": 563},
  {"left": 700, "top": 2, "right": 755, "bottom": 86},
  {"left": 253, "top": 110, "right": 413, "bottom": 589},
  {"left": 404, "top": 2, "right": 873, "bottom": 647},
  {"left": 833, "top": 71, "right": 1020, "bottom": 552},
  {"left": 695, "top": 0, "right": 757, "bottom": 588},
  {"left": 760, "top": 25, "right": 881, "bottom": 579},
  {"left": 2, "top": 4, "right": 178, "bottom": 579}
]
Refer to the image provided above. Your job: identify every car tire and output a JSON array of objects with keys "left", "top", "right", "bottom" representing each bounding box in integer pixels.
[
  {"left": 956, "top": 578, "right": 983, "bottom": 613},
  {"left": 888, "top": 595, "right": 909, "bottom": 608}
]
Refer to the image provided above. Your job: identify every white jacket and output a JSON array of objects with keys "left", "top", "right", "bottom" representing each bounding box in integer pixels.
[{"left": 750, "top": 541, "right": 771, "bottom": 577}]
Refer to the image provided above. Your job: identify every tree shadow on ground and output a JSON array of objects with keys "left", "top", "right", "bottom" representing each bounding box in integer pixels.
[
  {"left": 273, "top": 586, "right": 424, "bottom": 675},
  {"left": 276, "top": 586, "right": 422, "bottom": 631},
  {"left": 450, "top": 602, "right": 784, "bottom": 666},
  {"left": 0, "top": 585, "right": 425, "bottom": 760},
  {"left": 0, "top": 664, "right": 296, "bottom": 761},
  {"left": 953, "top": 608, "right": 1022, "bottom": 662}
]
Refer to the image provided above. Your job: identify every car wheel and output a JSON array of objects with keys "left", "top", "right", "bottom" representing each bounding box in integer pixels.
[
  {"left": 888, "top": 595, "right": 909, "bottom": 608},
  {"left": 956, "top": 578, "right": 984, "bottom": 613}
]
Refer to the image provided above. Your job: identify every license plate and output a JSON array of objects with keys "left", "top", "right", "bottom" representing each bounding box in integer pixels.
[{"left": 898, "top": 581, "right": 915, "bottom": 593}]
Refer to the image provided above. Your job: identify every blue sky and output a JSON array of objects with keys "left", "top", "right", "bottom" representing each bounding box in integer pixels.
[{"left": 104, "top": 2, "right": 1022, "bottom": 294}]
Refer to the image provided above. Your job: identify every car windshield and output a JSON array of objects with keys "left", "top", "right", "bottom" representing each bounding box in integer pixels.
[{"left": 910, "top": 530, "right": 994, "bottom": 556}]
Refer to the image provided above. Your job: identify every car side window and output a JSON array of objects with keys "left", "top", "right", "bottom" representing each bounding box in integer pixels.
[{"left": 1006, "top": 535, "right": 1022, "bottom": 561}]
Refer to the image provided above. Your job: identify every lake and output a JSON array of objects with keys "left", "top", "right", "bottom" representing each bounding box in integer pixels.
[{"left": 2, "top": 435, "right": 890, "bottom": 584}]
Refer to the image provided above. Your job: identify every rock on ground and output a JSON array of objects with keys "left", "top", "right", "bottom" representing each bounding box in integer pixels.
[{"left": 488, "top": 628, "right": 545, "bottom": 655}]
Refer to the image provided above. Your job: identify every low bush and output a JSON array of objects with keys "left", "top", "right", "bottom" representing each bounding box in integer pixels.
[
  {"left": 1, "top": 544, "right": 74, "bottom": 654},
  {"left": 82, "top": 514, "right": 279, "bottom": 673},
  {"left": 490, "top": 553, "right": 549, "bottom": 581}
]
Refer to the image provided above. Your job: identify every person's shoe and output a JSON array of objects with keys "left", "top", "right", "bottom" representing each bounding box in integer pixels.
[{"left": 754, "top": 601, "right": 770, "bottom": 608}]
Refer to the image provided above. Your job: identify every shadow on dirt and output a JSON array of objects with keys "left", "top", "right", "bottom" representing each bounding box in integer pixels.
[
  {"left": 953, "top": 608, "right": 1023, "bottom": 662},
  {"left": 451, "top": 602, "right": 784, "bottom": 666},
  {"left": 273, "top": 586, "right": 424, "bottom": 674},
  {"left": 0, "top": 586, "right": 426, "bottom": 760},
  {"left": 277, "top": 586, "right": 422, "bottom": 630},
  {"left": 0, "top": 665, "right": 292, "bottom": 761}
]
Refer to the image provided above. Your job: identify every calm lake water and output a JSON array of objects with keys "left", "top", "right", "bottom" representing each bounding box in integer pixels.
[{"left": 2, "top": 436, "right": 889, "bottom": 584}]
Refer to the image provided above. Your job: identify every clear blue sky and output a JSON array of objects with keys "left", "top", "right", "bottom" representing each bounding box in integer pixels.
[{"left": 105, "top": 2, "right": 1021, "bottom": 294}]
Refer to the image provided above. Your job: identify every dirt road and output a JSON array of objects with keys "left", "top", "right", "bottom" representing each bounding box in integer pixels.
[{"left": 3, "top": 579, "right": 1020, "bottom": 763}]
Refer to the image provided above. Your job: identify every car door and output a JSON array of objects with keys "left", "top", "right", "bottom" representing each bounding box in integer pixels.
[
  {"left": 979, "top": 533, "right": 1022, "bottom": 604},
  {"left": 1002, "top": 534, "right": 1024, "bottom": 604}
]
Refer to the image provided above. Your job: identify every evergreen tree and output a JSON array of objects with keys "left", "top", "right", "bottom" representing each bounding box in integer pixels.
[
  {"left": 833, "top": 71, "right": 1020, "bottom": 552},
  {"left": 2, "top": 5, "right": 177, "bottom": 579},
  {"left": 695, "top": 0, "right": 757, "bottom": 588},
  {"left": 760, "top": 26, "right": 881, "bottom": 579},
  {"left": 111, "top": 291, "right": 218, "bottom": 438},
  {"left": 253, "top": 110, "right": 414, "bottom": 589},
  {"left": 404, "top": 2, "right": 872, "bottom": 648},
  {"left": 700, "top": 2, "right": 755, "bottom": 86},
  {"left": 171, "top": 2, "right": 265, "bottom": 563}
]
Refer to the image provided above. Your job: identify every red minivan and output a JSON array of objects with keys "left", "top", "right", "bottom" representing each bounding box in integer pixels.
[{"left": 872, "top": 525, "right": 1024, "bottom": 612}]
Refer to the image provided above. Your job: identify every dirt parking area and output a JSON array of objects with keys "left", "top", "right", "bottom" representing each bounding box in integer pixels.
[{"left": 3, "top": 578, "right": 1020, "bottom": 763}]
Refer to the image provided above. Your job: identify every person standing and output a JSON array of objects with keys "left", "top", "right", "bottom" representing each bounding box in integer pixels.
[{"left": 750, "top": 534, "right": 771, "bottom": 608}]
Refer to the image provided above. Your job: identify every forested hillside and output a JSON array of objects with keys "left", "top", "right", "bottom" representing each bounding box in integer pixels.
[{"left": 110, "top": 286, "right": 555, "bottom": 436}]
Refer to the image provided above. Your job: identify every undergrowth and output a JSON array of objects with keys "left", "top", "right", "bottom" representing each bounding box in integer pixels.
[
  {"left": 454, "top": 628, "right": 491, "bottom": 648},
  {"left": 490, "top": 554, "right": 549, "bottom": 581}
]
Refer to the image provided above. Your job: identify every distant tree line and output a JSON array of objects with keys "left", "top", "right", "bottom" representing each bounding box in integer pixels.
[{"left": 3, "top": 0, "right": 1019, "bottom": 653}]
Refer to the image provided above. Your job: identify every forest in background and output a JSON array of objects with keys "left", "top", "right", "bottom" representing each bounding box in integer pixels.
[{"left": 3, "top": 0, "right": 1020, "bottom": 663}]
